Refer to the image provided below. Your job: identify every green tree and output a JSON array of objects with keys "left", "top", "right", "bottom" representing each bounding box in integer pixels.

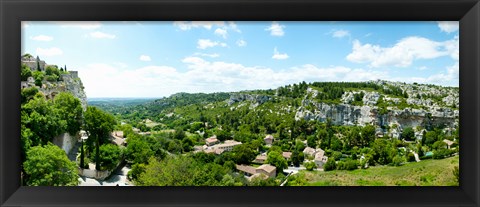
[
  {"left": 53, "top": 92, "right": 83, "bottom": 135},
  {"left": 323, "top": 158, "right": 336, "bottom": 171},
  {"left": 124, "top": 134, "right": 155, "bottom": 164},
  {"left": 361, "top": 124, "right": 376, "bottom": 147},
  {"left": 32, "top": 70, "right": 44, "bottom": 87},
  {"left": 266, "top": 151, "right": 288, "bottom": 172},
  {"left": 23, "top": 143, "right": 79, "bottom": 186},
  {"left": 84, "top": 106, "right": 116, "bottom": 170},
  {"left": 401, "top": 127, "right": 415, "bottom": 141},
  {"left": 291, "top": 150, "right": 303, "bottom": 167},
  {"left": 21, "top": 64, "right": 32, "bottom": 81},
  {"left": 304, "top": 161, "right": 317, "bottom": 171},
  {"left": 21, "top": 96, "right": 66, "bottom": 147},
  {"left": 90, "top": 144, "right": 122, "bottom": 171},
  {"left": 424, "top": 131, "right": 438, "bottom": 146},
  {"left": 21, "top": 87, "right": 39, "bottom": 104},
  {"left": 232, "top": 144, "right": 256, "bottom": 164}
]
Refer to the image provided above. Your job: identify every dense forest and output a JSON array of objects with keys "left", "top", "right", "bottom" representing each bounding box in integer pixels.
[{"left": 89, "top": 80, "right": 459, "bottom": 186}]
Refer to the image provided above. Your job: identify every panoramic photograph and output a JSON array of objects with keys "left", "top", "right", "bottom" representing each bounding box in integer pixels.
[{"left": 20, "top": 21, "right": 459, "bottom": 186}]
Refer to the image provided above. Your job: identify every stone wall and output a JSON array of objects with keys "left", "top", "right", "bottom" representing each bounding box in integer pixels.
[
  {"left": 22, "top": 60, "right": 46, "bottom": 71},
  {"left": 53, "top": 132, "right": 78, "bottom": 155},
  {"left": 78, "top": 168, "right": 111, "bottom": 180}
]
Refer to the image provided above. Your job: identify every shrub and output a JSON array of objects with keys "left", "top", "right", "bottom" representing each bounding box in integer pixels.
[
  {"left": 323, "top": 158, "right": 336, "bottom": 171},
  {"left": 407, "top": 152, "right": 416, "bottom": 162},
  {"left": 304, "top": 161, "right": 317, "bottom": 171},
  {"left": 392, "top": 155, "right": 405, "bottom": 166}
]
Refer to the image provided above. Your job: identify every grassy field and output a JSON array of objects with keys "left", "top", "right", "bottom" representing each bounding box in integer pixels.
[{"left": 291, "top": 156, "right": 459, "bottom": 186}]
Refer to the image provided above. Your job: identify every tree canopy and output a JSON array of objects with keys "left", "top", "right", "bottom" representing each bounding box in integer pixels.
[{"left": 23, "top": 143, "right": 79, "bottom": 186}]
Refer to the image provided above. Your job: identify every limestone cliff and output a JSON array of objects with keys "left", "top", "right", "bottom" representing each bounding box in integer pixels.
[
  {"left": 21, "top": 57, "right": 88, "bottom": 109},
  {"left": 294, "top": 80, "right": 459, "bottom": 137}
]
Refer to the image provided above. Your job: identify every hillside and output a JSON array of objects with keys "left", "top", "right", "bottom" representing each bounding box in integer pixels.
[
  {"left": 287, "top": 155, "right": 459, "bottom": 186},
  {"left": 94, "top": 80, "right": 458, "bottom": 139}
]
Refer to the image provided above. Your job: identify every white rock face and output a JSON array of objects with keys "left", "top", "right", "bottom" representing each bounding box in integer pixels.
[
  {"left": 227, "top": 94, "right": 271, "bottom": 106},
  {"left": 295, "top": 101, "right": 458, "bottom": 130}
]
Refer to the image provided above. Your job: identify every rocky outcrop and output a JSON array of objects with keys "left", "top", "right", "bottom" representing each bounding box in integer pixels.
[
  {"left": 295, "top": 101, "right": 458, "bottom": 131},
  {"left": 296, "top": 82, "right": 458, "bottom": 132},
  {"left": 21, "top": 56, "right": 88, "bottom": 110},
  {"left": 227, "top": 94, "right": 272, "bottom": 106}
]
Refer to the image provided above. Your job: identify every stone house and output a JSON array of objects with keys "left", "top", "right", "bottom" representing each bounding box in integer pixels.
[
  {"left": 314, "top": 148, "right": 328, "bottom": 168},
  {"left": 264, "top": 135, "right": 274, "bottom": 145},
  {"left": 212, "top": 140, "right": 241, "bottom": 152},
  {"left": 205, "top": 136, "right": 219, "bottom": 146},
  {"left": 236, "top": 164, "right": 276, "bottom": 179},
  {"left": 282, "top": 152, "right": 292, "bottom": 160}
]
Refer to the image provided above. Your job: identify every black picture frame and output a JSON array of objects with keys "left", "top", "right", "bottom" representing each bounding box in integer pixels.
[{"left": 1, "top": 0, "right": 479, "bottom": 206}]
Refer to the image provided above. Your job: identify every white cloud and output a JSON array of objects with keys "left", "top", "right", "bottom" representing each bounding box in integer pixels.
[
  {"left": 417, "top": 66, "right": 428, "bottom": 70},
  {"left": 197, "top": 39, "right": 227, "bottom": 49},
  {"left": 214, "top": 28, "right": 228, "bottom": 38},
  {"left": 35, "top": 47, "right": 63, "bottom": 57},
  {"left": 139, "top": 55, "right": 151, "bottom": 61},
  {"left": 31, "top": 35, "right": 53, "bottom": 41},
  {"left": 272, "top": 47, "right": 289, "bottom": 60},
  {"left": 405, "top": 63, "right": 458, "bottom": 86},
  {"left": 173, "top": 21, "right": 225, "bottom": 30},
  {"left": 58, "top": 21, "right": 102, "bottom": 30},
  {"left": 88, "top": 31, "right": 116, "bottom": 39},
  {"left": 193, "top": 53, "right": 220, "bottom": 58},
  {"left": 346, "top": 36, "right": 459, "bottom": 67},
  {"left": 265, "top": 22, "right": 285, "bottom": 36},
  {"left": 236, "top": 39, "right": 247, "bottom": 47},
  {"left": 228, "top": 21, "right": 241, "bottom": 33},
  {"left": 77, "top": 57, "right": 392, "bottom": 97},
  {"left": 437, "top": 21, "right": 459, "bottom": 33},
  {"left": 332, "top": 30, "right": 350, "bottom": 38}
]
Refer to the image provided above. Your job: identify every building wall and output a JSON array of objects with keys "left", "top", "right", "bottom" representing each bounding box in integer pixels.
[{"left": 52, "top": 132, "right": 78, "bottom": 154}]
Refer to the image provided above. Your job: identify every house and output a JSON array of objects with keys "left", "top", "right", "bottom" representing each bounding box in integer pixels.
[
  {"left": 282, "top": 152, "right": 292, "bottom": 160},
  {"left": 443, "top": 139, "right": 454, "bottom": 149},
  {"left": 314, "top": 149, "right": 328, "bottom": 168},
  {"left": 112, "top": 131, "right": 124, "bottom": 138},
  {"left": 204, "top": 148, "right": 224, "bottom": 155},
  {"left": 212, "top": 140, "right": 242, "bottom": 152},
  {"left": 253, "top": 154, "right": 267, "bottom": 164},
  {"left": 132, "top": 128, "right": 140, "bottom": 133},
  {"left": 236, "top": 164, "right": 276, "bottom": 179},
  {"left": 415, "top": 129, "right": 426, "bottom": 140},
  {"left": 205, "top": 136, "right": 219, "bottom": 146},
  {"left": 256, "top": 164, "right": 276, "bottom": 178},
  {"left": 264, "top": 135, "right": 274, "bottom": 145},
  {"left": 303, "top": 147, "right": 316, "bottom": 157}
]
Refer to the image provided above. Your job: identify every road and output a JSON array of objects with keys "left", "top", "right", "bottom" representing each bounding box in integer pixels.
[{"left": 78, "top": 165, "right": 132, "bottom": 186}]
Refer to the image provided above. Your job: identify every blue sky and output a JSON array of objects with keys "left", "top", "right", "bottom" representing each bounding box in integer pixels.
[{"left": 22, "top": 21, "right": 459, "bottom": 98}]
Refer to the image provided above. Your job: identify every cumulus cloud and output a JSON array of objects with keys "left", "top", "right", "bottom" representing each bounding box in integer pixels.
[
  {"left": 265, "top": 21, "right": 285, "bottom": 36},
  {"left": 197, "top": 39, "right": 227, "bottom": 49},
  {"left": 332, "top": 30, "right": 350, "bottom": 38},
  {"left": 236, "top": 39, "right": 247, "bottom": 47},
  {"left": 76, "top": 57, "right": 390, "bottom": 97},
  {"left": 437, "top": 21, "right": 459, "bottom": 33},
  {"left": 346, "top": 36, "right": 459, "bottom": 67},
  {"left": 404, "top": 63, "right": 458, "bottom": 86},
  {"left": 31, "top": 35, "right": 53, "bottom": 41},
  {"left": 173, "top": 21, "right": 225, "bottom": 30},
  {"left": 272, "top": 47, "right": 289, "bottom": 60},
  {"left": 36, "top": 47, "right": 63, "bottom": 56},
  {"left": 139, "top": 55, "right": 151, "bottom": 61},
  {"left": 193, "top": 53, "right": 220, "bottom": 58},
  {"left": 88, "top": 31, "right": 116, "bottom": 39},
  {"left": 214, "top": 28, "right": 228, "bottom": 38},
  {"left": 58, "top": 21, "right": 102, "bottom": 30}
]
